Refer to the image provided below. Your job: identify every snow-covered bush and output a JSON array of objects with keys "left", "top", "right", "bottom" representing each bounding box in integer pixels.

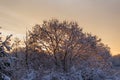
[
  {"left": 81, "top": 68, "right": 107, "bottom": 80},
  {"left": 0, "top": 72, "right": 11, "bottom": 80},
  {"left": 42, "top": 70, "right": 83, "bottom": 80}
]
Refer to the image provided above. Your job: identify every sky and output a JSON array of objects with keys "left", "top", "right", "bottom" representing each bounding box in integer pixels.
[{"left": 0, "top": 0, "right": 120, "bottom": 55}]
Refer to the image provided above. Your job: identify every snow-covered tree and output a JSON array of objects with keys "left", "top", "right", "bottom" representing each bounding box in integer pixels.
[
  {"left": 26, "top": 19, "right": 112, "bottom": 73},
  {"left": 0, "top": 27, "right": 12, "bottom": 80}
]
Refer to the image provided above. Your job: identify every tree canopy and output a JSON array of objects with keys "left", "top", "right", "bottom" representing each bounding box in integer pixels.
[{"left": 26, "top": 19, "right": 111, "bottom": 72}]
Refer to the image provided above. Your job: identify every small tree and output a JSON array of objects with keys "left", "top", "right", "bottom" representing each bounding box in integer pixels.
[{"left": 0, "top": 27, "right": 12, "bottom": 79}]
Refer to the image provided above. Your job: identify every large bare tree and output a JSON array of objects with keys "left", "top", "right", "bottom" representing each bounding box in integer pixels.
[{"left": 26, "top": 19, "right": 110, "bottom": 72}]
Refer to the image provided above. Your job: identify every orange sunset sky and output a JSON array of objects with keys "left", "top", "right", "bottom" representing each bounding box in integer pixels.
[{"left": 0, "top": 0, "right": 120, "bottom": 55}]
